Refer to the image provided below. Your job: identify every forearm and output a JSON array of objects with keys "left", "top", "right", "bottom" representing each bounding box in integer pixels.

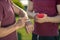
[
  {"left": 11, "top": 2, "right": 29, "bottom": 19},
  {"left": 19, "top": 8, "right": 29, "bottom": 19},
  {"left": 46, "top": 5, "right": 60, "bottom": 23},
  {"left": 0, "top": 23, "right": 18, "bottom": 38},
  {"left": 27, "top": 1, "right": 34, "bottom": 19},
  {"left": 47, "top": 15, "right": 60, "bottom": 23},
  {"left": 27, "top": 10, "right": 36, "bottom": 19}
]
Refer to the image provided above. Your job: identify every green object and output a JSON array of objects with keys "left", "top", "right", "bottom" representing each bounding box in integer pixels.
[
  {"left": 12, "top": 0, "right": 25, "bottom": 17},
  {"left": 12, "top": 0, "right": 25, "bottom": 9}
]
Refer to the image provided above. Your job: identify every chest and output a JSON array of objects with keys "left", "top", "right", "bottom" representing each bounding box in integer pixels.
[
  {"left": 33, "top": 0, "right": 57, "bottom": 6},
  {"left": 33, "top": 0, "right": 57, "bottom": 17},
  {"left": 0, "top": 1, "right": 14, "bottom": 19}
]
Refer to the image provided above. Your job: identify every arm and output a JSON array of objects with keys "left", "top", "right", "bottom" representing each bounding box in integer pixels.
[
  {"left": 0, "top": 22, "right": 17, "bottom": 38},
  {"left": 27, "top": 1, "right": 36, "bottom": 18},
  {"left": 35, "top": 5, "right": 60, "bottom": 23},
  {"left": 45, "top": 5, "right": 60, "bottom": 23},
  {"left": 42, "top": 0, "right": 60, "bottom": 23},
  {"left": 35, "top": 13, "right": 60, "bottom": 23},
  {"left": 0, "top": 18, "right": 25, "bottom": 38},
  {"left": 11, "top": 1, "right": 29, "bottom": 19},
  {"left": 47, "top": 15, "right": 60, "bottom": 23}
]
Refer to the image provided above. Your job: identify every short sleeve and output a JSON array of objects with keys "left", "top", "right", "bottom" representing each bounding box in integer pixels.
[
  {"left": 0, "top": 4, "right": 3, "bottom": 21},
  {"left": 57, "top": 0, "right": 60, "bottom": 4}
]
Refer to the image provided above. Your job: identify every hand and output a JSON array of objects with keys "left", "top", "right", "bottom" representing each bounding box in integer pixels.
[
  {"left": 35, "top": 14, "right": 48, "bottom": 23},
  {"left": 25, "top": 21, "right": 34, "bottom": 34},
  {"left": 15, "top": 18, "right": 25, "bottom": 29}
]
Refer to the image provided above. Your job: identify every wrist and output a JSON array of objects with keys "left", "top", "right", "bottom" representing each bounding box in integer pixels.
[
  {"left": 47, "top": 17, "right": 51, "bottom": 22},
  {"left": 25, "top": 19, "right": 30, "bottom": 22},
  {"left": 25, "top": 20, "right": 32, "bottom": 26}
]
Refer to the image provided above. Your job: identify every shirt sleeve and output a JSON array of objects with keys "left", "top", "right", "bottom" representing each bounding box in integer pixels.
[
  {"left": 57, "top": 0, "right": 60, "bottom": 4},
  {"left": 0, "top": 4, "right": 3, "bottom": 21}
]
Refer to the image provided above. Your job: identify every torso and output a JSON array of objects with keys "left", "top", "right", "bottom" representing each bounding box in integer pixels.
[
  {"left": 32, "top": 0, "right": 59, "bottom": 36},
  {"left": 0, "top": 0, "right": 15, "bottom": 27},
  {"left": 33, "top": 0, "right": 57, "bottom": 16},
  {"left": 0, "top": 0, "right": 17, "bottom": 40}
]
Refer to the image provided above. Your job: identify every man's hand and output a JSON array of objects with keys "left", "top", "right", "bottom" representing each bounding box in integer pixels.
[
  {"left": 15, "top": 18, "right": 26, "bottom": 29},
  {"left": 35, "top": 14, "right": 48, "bottom": 23},
  {"left": 25, "top": 21, "right": 34, "bottom": 34}
]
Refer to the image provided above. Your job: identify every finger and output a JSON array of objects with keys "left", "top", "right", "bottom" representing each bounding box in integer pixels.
[
  {"left": 28, "top": 26, "right": 34, "bottom": 33},
  {"left": 31, "top": 26, "right": 34, "bottom": 32},
  {"left": 25, "top": 25, "right": 34, "bottom": 33},
  {"left": 26, "top": 28, "right": 31, "bottom": 34},
  {"left": 26, "top": 26, "right": 32, "bottom": 33},
  {"left": 32, "top": 26, "right": 34, "bottom": 31}
]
